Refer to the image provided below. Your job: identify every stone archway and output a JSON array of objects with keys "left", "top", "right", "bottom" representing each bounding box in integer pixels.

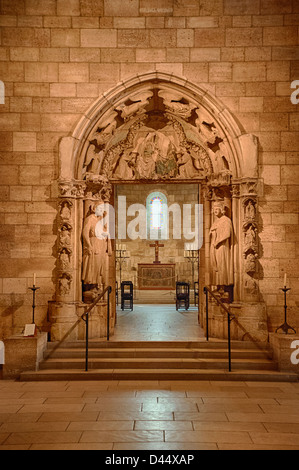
[{"left": 50, "top": 72, "right": 267, "bottom": 343}]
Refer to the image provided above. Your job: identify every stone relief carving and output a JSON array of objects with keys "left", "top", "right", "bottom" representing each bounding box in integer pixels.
[
  {"left": 241, "top": 193, "right": 260, "bottom": 299},
  {"left": 59, "top": 248, "right": 72, "bottom": 271},
  {"left": 59, "top": 273, "right": 72, "bottom": 297},
  {"left": 59, "top": 223, "right": 72, "bottom": 249},
  {"left": 81, "top": 87, "right": 232, "bottom": 183},
  {"left": 59, "top": 200, "right": 72, "bottom": 221}
]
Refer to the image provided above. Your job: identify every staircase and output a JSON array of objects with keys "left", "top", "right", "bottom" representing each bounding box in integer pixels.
[{"left": 20, "top": 340, "right": 298, "bottom": 382}]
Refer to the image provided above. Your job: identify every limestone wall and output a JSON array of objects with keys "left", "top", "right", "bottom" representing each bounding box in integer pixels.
[{"left": 0, "top": 0, "right": 298, "bottom": 337}]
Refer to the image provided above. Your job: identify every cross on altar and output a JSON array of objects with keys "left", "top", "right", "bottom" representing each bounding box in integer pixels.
[{"left": 149, "top": 240, "right": 164, "bottom": 264}]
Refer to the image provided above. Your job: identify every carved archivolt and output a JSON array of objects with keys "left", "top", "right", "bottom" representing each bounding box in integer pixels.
[{"left": 81, "top": 87, "right": 232, "bottom": 183}]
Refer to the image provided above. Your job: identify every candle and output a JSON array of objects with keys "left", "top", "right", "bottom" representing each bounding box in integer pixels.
[
  {"left": 284, "top": 273, "right": 287, "bottom": 288},
  {"left": 33, "top": 273, "right": 36, "bottom": 286}
]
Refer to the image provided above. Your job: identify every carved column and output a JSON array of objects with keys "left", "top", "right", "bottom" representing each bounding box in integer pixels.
[
  {"left": 240, "top": 179, "right": 260, "bottom": 303},
  {"left": 50, "top": 180, "right": 85, "bottom": 342},
  {"left": 228, "top": 178, "right": 268, "bottom": 342}
]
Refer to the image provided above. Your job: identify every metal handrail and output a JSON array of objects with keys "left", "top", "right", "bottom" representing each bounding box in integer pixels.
[
  {"left": 81, "top": 285, "right": 112, "bottom": 372},
  {"left": 203, "top": 286, "right": 235, "bottom": 372}
]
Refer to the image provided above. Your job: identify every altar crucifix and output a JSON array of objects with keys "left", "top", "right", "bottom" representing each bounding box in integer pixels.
[{"left": 149, "top": 240, "right": 164, "bottom": 264}]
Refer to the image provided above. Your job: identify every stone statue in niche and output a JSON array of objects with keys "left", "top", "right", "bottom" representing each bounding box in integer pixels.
[
  {"left": 245, "top": 199, "right": 256, "bottom": 220},
  {"left": 59, "top": 223, "right": 72, "bottom": 248},
  {"left": 209, "top": 201, "right": 234, "bottom": 287},
  {"left": 82, "top": 203, "right": 112, "bottom": 301},
  {"left": 244, "top": 277, "right": 258, "bottom": 296},
  {"left": 60, "top": 200, "right": 72, "bottom": 221},
  {"left": 59, "top": 273, "right": 72, "bottom": 297},
  {"left": 245, "top": 252, "right": 258, "bottom": 274},
  {"left": 59, "top": 248, "right": 71, "bottom": 271},
  {"left": 244, "top": 223, "right": 257, "bottom": 251}
]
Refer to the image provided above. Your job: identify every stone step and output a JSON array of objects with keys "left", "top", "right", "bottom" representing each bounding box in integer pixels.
[
  {"left": 46, "top": 347, "right": 273, "bottom": 360},
  {"left": 20, "top": 339, "right": 298, "bottom": 383},
  {"left": 39, "top": 356, "right": 277, "bottom": 371},
  {"left": 20, "top": 368, "right": 298, "bottom": 383},
  {"left": 46, "top": 340, "right": 271, "bottom": 350}
]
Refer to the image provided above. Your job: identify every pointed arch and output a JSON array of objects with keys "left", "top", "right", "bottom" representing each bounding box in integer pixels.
[{"left": 59, "top": 72, "right": 258, "bottom": 183}]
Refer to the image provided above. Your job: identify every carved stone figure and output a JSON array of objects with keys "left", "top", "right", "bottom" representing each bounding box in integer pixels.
[
  {"left": 116, "top": 91, "right": 153, "bottom": 121},
  {"left": 245, "top": 252, "right": 257, "bottom": 274},
  {"left": 178, "top": 151, "right": 200, "bottom": 178},
  {"left": 245, "top": 199, "right": 256, "bottom": 220},
  {"left": 158, "top": 90, "right": 196, "bottom": 120},
  {"left": 135, "top": 137, "right": 156, "bottom": 179},
  {"left": 60, "top": 201, "right": 72, "bottom": 220},
  {"left": 244, "top": 224, "right": 257, "bottom": 250},
  {"left": 82, "top": 203, "right": 112, "bottom": 291},
  {"left": 210, "top": 201, "right": 234, "bottom": 286},
  {"left": 59, "top": 224, "right": 72, "bottom": 248},
  {"left": 59, "top": 274, "right": 72, "bottom": 296},
  {"left": 59, "top": 248, "right": 71, "bottom": 271},
  {"left": 113, "top": 149, "right": 135, "bottom": 179}
]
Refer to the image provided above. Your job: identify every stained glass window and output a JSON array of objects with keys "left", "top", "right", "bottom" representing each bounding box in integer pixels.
[
  {"left": 146, "top": 192, "right": 168, "bottom": 240},
  {"left": 150, "top": 196, "right": 163, "bottom": 229}
]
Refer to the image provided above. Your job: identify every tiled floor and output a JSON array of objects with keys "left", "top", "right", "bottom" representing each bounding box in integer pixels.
[
  {"left": 113, "top": 304, "right": 205, "bottom": 341},
  {"left": 1, "top": 379, "right": 299, "bottom": 450},
  {"left": 1, "top": 305, "right": 298, "bottom": 450}
]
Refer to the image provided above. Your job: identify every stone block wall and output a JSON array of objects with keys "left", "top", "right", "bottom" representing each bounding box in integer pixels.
[{"left": 0, "top": 0, "right": 298, "bottom": 337}]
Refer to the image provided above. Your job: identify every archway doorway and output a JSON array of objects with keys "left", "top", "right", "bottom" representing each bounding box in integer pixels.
[
  {"left": 51, "top": 72, "right": 267, "bottom": 344},
  {"left": 113, "top": 182, "right": 203, "bottom": 341}
]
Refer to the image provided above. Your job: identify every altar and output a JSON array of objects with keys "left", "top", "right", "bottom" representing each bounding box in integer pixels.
[{"left": 138, "top": 264, "right": 176, "bottom": 290}]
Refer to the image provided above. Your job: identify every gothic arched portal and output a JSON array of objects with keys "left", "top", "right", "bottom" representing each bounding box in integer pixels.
[{"left": 51, "top": 72, "right": 267, "bottom": 343}]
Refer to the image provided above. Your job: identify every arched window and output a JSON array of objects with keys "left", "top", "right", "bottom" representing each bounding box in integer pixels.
[{"left": 146, "top": 191, "right": 168, "bottom": 240}]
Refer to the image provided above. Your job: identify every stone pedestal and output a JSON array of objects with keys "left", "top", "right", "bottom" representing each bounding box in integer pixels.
[
  {"left": 3, "top": 332, "right": 48, "bottom": 379},
  {"left": 202, "top": 301, "right": 268, "bottom": 343},
  {"left": 49, "top": 301, "right": 115, "bottom": 342},
  {"left": 269, "top": 333, "right": 299, "bottom": 374}
]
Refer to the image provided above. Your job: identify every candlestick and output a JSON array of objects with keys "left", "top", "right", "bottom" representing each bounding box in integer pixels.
[
  {"left": 29, "top": 284, "right": 40, "bottom": 324},
  {"left": 275, "top": 287, "right": 296, "bottom": 335}
]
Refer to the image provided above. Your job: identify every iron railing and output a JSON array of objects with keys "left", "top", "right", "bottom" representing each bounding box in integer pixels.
[
  {"left": 81, "top": 285, "right": 112, "bottom": 372},
  {"left": 203, "top": 286, "right": 235, "bottom": 372}
]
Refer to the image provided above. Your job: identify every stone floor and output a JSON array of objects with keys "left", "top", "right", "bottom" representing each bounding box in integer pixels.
[
  {"left": 0, "top": 379, "right": 299, "bottom": 450},
  {"left": 113, "top": 304, "right": 204, "bottom": 341},
  {"left": 1, "top": 304, "right": 298, "bottom": 450}
]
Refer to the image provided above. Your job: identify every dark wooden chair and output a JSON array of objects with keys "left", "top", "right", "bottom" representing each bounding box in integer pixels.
[
  {"left": 194, "top": 281, "right": 199, "bottom": 306},
  {"left": 176, "top": 282, "right": 190, "bottom": 311},
  {"left": 121, "top": 281, "right": 133, "bottom": 311},
  {"left": 115, "top": 281, "right": 119, "bottom": 306}
]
